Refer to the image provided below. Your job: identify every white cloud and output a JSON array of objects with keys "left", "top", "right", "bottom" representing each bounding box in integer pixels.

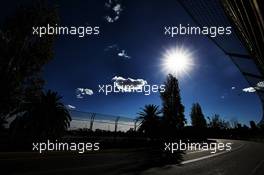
[
  {"left": 242, "top": 87, "right": 256, "bottom": 93},
  {"left": 104, "top": 44, "right": 118, "bottom": 51},
  {"left": 105, "top": 16, "right": 115, "bottom": 23},
  {"left": 113, "top": 4, "right": 122, "bottom": 15},
  {"left": 104, "top": 45, "right": 132, "bottom": 59},
  {"left": 242, "top": 81, "right": 264, "bottom": 93},
  {"left": 67, "top": 105, "right": 76, "bottom": 110},
  {"left": 114, "top": 15, "right": 120, "bottom": 21},
  {"left": 76, "top": 94, "right": 83, "bottom": 99},
  {"left": 231, "top": 87, "right": 236, "bottom": 90},
  {"left": 76, "top": 88, "right": 94, "bottom": 98},
  {"left": 84, "top": 89, "right": 93, "bottom": 95},
  {"left": 112, "top": 76, "right": 147, "bottom": 92},
  {"left": 117, "top": 50, "right": 131, "bottom": 59},
  {"left": 105, "top": 0, "right": 112, "bottom": 8},
  {"left": 257, "top": 81, "right": 264, "bottom": 88},
  {"left": 104, "top": 0, "right": 123, "bottom": 23}
]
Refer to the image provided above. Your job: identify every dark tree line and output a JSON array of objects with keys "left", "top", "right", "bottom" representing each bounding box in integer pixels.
[
  {"left": 0, "top": 1, "right": 71, "bottom": 143},
  {"left": 0, "top": 1, "right": 58, "bottom": 119},
  {"left": 137, "top": 74, "right": 264, "bottom": 140},
  {"left": 138, "top": 74, "right": 186, "bottom": 138},
  {"left": 10, "top": 90, "right": 71, "bottom": 141},
  {"left": 190, "top": 103, "right": 207, "bottom": 129}
]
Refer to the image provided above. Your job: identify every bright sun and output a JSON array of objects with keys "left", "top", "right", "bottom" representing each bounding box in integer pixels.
[{"left": 161, "top": 46, "right": 194, "bottom": 77}]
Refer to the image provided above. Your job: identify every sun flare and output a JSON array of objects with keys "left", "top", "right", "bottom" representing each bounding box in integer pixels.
[{"left": 161, "top": 46, "right": 194, "bottom": 77}]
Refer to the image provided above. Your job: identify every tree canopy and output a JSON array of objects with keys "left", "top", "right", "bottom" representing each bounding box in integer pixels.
[
  {"left": 10, "top": 90, "right": 71, "bottom": 140},
  {"left": 190, "top": 103, "right": 207, "bottom": 128},
  {"left": 0, "top": 1, "right": 58, "bottom": 118},
  {"left": 160, "top": 74, "right": 186, "bottom": 132}
]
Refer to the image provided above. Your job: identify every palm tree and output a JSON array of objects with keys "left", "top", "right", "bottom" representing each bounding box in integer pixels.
[
  {"left": 138, "top": 104, "right": 161, "bottom": 137},
  {"left": 11, "top": 90, "right": 71, "bottom": 140}
]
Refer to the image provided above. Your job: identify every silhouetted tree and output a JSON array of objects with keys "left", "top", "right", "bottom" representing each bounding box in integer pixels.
[
  {"left": 138, "top": 104, "right": 161, "bottom": 137},
  {"left": 249, "top": 121, "right": 258, "bottom": 130},
  {"left": 0, "top": 1, "right": 58, "bottom": 119},
  {"left": 190, "top": 103, "right": 207, "bottom": 128},
  {"left": 207, "top": 114, "right": 229, "bottom": 129},
  {"left": 242, "top": 124, "right": 249, "bottom": 130},
  {"left": 10, "top": 90, "right": 71, "bottom": 140},
  {"left": 160, "top": 74, "right": 186, "bottom": 134},
  {"left": 259, "top": 121, "right": 264, "bottom": 131},
  {"left": 230, "top": 118, "right": 239, "bottom": 128},
  {"left": 236, "top": 123, "right": 242, "bottom": 129}
]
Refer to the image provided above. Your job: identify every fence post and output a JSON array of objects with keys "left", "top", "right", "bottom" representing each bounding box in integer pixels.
[
  {"left": 134, "top": 119, "right": 139, "bottom": 131},
  {"left": 90, "top": 113, "right": 95, "bottom": 131},
  {"left": 115, "top": 117, "right": 120, "bottom": 132}
]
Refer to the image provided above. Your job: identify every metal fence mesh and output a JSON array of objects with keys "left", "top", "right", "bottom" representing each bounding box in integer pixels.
[{"left": 69, "top": 110, "right": 140, "bottom": 132}]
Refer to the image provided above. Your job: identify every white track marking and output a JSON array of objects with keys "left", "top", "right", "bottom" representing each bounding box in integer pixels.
[{"left": 182, "top": 144, "right": 244, "bottom": 165}]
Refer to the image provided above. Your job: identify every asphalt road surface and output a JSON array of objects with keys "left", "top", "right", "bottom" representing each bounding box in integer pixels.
[
  {"left": 0, "top": 139, "right": 264, "bottom": 175},
  {"left": 142, "top": 140, "right": 264, "bottom": 175}
]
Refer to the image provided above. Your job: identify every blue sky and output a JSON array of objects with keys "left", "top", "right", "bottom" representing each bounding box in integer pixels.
[
  {"left": 37, "top": 0, "right": 262, "bottom": 125},
  {"left": 0, "top": 0, "right": 258, "bottom": 125}
]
